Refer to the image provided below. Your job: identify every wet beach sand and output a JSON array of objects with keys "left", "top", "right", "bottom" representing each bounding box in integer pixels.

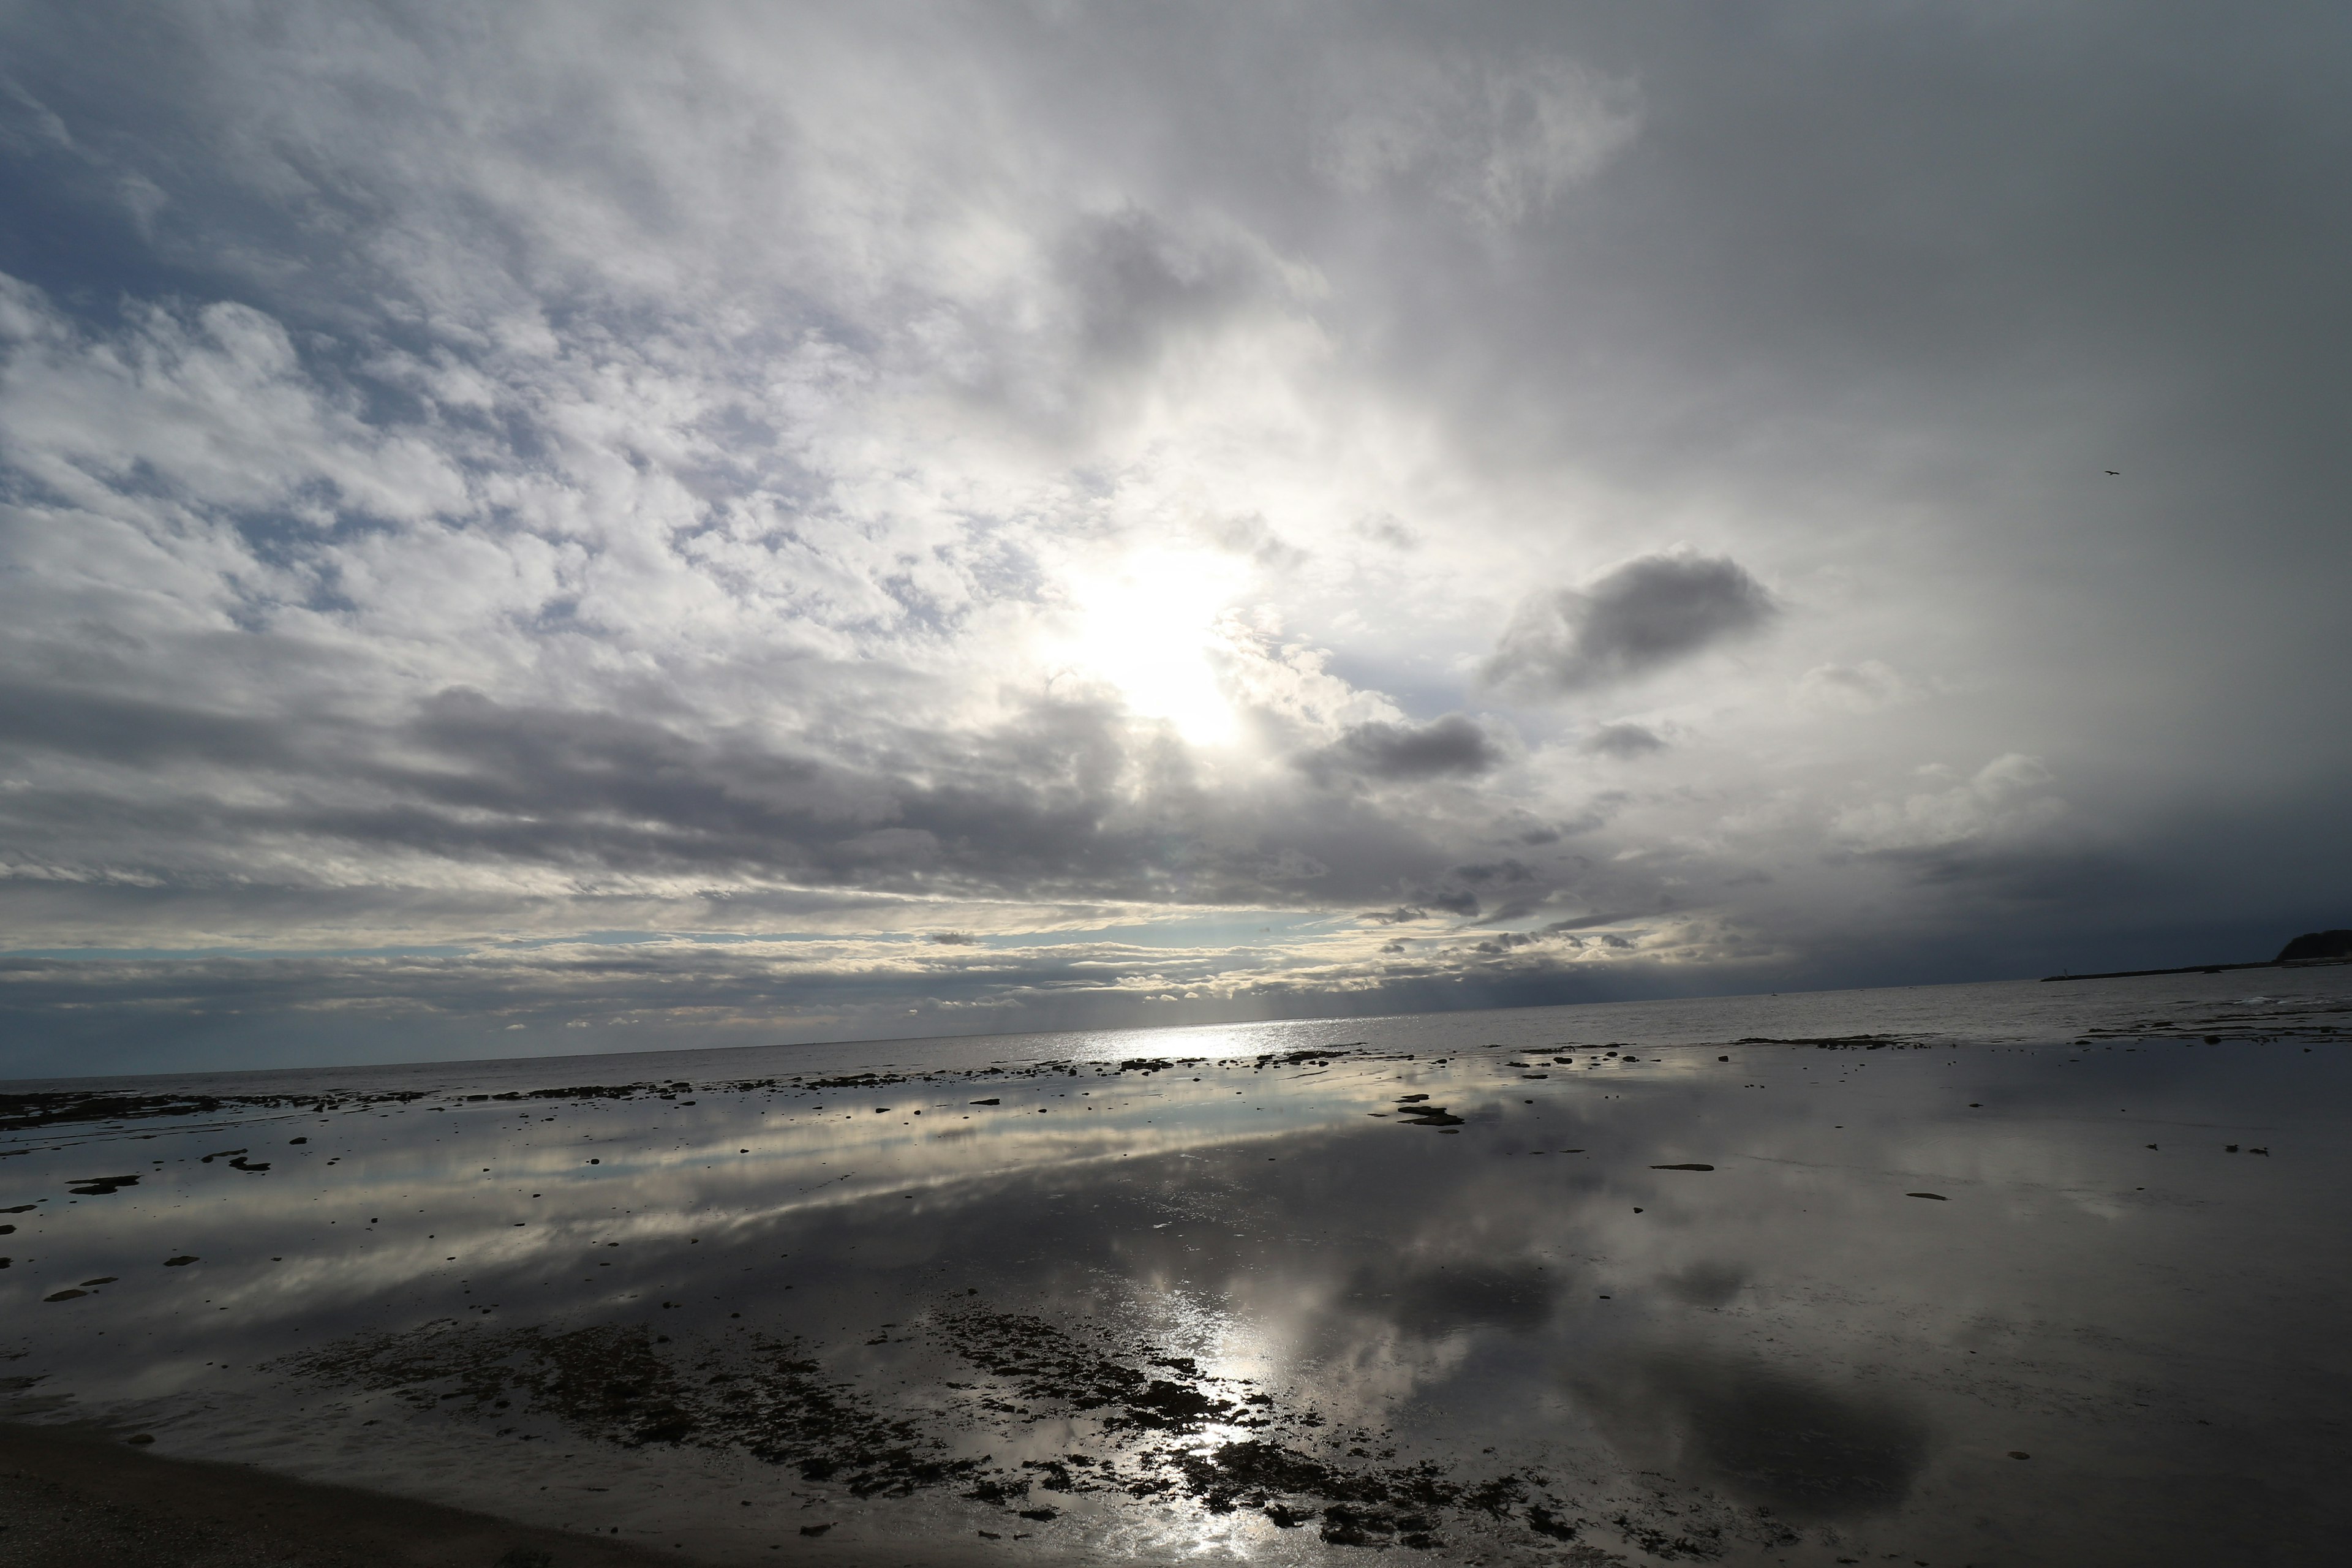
[
  {"left": 4, "top": 970, "right": 2350, "bottom": 1567},
  {"left": 0, "top": 1416, "right": 699, "bottom": 1567}
]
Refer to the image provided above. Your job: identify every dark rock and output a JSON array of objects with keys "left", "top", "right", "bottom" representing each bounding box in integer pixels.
[
  {"left": 963, "top": 1477, "right": 1029, "bottom": 1504},
  {"left": 1525, "top": 1504, "right": 1578, "bottom": 1540},
  {"left": 43, "top": 1289, "right": 87, "bottom": 1302},
  {"left": 799, "top": 1522, "right": 833, "bottom": 1536},
  {"left": 1905, "top": 1193, "right": 1948, "bottom": 1200},
  {"left": 1125, "top": 1379, "right": 1229, "bottom": 1428},
  {"left": 631, "top": 1409, "right": 696, "bottom": 1444},
  {"left": 1321, "top": 1504, "right": 1397, "bottom": 1546},
  {"left": 284, "top": 1317, "right": 970, "bottom": 1501},
  {"left": 1651, "top": 1163, "right": 1715, "bottom": 1172}
]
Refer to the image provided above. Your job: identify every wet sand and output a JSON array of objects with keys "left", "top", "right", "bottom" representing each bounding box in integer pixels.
[
  {"left": 3, "top": 971, "right": 2350, "bottom": 1566},
  {"left": 0, "top": 1417, "right": 706, "bottom": 1567}
]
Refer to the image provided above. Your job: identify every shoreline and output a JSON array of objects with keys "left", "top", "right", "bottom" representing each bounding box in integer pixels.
[{"left": 2041, "top": 955, "right": 2352, "bottom": 982}]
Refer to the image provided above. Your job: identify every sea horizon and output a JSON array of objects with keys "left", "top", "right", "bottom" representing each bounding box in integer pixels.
[{"left": 6, "top": 963, "right": 2337, "bottom": 1093}]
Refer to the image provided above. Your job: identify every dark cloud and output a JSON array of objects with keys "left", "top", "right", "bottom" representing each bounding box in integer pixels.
[
  {"left": 1542, "top": 913, "right": 1638, "bottom": 934},
  {"left": 1313, "top": 712, "right": 1510, "bottom": 781},
  {"left": 0, "top": 680, "right": 1480, "bottom": 909},
  {"left": 1065, "top": 208, "right": 1273, "bottom": 381},
  {"left": 1581, "top": 722, "right": 1667, "bottom": 758},
  {"left": 1471, "top": 931, "right": 1540, "bottom": 954},
  {"left": 1482, "top": 554, "right": 1776, "bottom": 697}
]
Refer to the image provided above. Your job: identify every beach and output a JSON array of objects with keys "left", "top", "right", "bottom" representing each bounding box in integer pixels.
[{"left": 4, "top": 968, "right": 2350, "bottom": 1567}]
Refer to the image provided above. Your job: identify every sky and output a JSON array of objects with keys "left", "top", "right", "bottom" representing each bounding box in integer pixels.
[{"left": 2, "top": 1, "right": 2347, "bottom": 1078}]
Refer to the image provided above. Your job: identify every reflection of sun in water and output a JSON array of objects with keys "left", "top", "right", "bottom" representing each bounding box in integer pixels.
[{"left": 1062, "top": 549, "right": 1243, "bottom": 745}]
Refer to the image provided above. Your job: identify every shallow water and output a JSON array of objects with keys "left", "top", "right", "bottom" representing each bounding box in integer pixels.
[{"left": 4, "top": 969, "right": 2350, "bottom": 1566}]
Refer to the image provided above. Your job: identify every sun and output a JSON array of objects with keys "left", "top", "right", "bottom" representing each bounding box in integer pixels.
[{"left": 1060, "top": 548, "right": 1245, "bottom": 745}]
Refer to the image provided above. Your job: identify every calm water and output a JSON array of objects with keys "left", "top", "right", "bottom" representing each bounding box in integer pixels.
[{"left": 4, "top": 970, "right": 2350, "bottom": 1566}]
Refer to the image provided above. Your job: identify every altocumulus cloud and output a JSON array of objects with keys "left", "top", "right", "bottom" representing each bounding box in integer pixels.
[{"left": 0, "top": 0, "right": 2346, "bottom": 1074}]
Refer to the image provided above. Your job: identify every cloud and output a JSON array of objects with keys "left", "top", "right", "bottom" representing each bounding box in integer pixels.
[
  {"left": 1796, "top": 661, "right": 1915, "bottom": 714},
  {"left": 1314, "top": 712, "right": 1511, "bottom": 782},
  {"left": 1831, "top": 755, "right": 2065, "bottom": 858},
  {"left": 1313, "top": 48, "right": 1641, "bottom": 230},
  {"left": 1352, "top": 512, "right": 1418, "bottom": 551},
  {"left": 1570, "top": 1349, "right": 1930, "bottom": 1521},
  {"left": 1581, "top": 722, "right": 1667, "bottom": 758},
  {"left": 1472, "top": 931, "right": 1541, "bottom": 954},
  {"left": 1482, "top": 553, "right": 1777, "bottom": 698},
  {"left": 1541, "top": 913, "right": 1639, "bottom": 935}
]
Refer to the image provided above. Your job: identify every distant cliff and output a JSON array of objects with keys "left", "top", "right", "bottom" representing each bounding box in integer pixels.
[
  {"left": 2276, "top": 929, "right": 2352, "bottom": 962},
  {"left": 2046, "top": 927, "right": 2352, "bottom": 982}
]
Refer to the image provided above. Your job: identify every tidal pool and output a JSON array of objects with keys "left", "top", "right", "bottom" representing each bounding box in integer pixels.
[{"left": 4, "top": 971, "right": 2350, "bottom": 1566}]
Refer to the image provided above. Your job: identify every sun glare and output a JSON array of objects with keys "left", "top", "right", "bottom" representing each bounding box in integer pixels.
[{"left": 1062, "top": 549, "right": 1243, "bottom": 745}]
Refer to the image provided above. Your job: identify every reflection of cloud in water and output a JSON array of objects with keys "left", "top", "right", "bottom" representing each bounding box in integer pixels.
[
  {"left": 1571, "top": 1348, "right": 1930, "bottom": 1520},
  {"left": 1656, "top": 1259, "right": 1747, "bottom": 1308},
  {"left": 1362, "top": 1257, "right": 1561, "bottom": 1338}
]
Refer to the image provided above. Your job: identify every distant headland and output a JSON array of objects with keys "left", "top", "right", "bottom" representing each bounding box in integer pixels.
[{"left": 2044, "top": 929, "right": 2352, "bottom": 982}]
